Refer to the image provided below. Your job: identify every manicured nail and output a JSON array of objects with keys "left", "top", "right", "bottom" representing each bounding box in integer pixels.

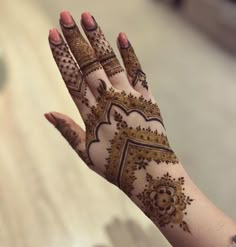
[
  {"left": 60, "top": 10, "right": 74, "bottom": 27},
  {"left": 49, "top": 29, "right": 62, "bottom": 44},
  {"left": 44, "top": 113, "right": 57, "bottom": 126},
  {"left": 81, "top": 12, "right": 96, "bottom": 30},
  {"left": 118, "top": 32, "right": 129, "bottom": 48}
]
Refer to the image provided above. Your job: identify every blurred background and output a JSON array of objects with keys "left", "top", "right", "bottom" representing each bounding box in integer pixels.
[{"left": 0, "top": 0, "right": 236, "bottom": 246}]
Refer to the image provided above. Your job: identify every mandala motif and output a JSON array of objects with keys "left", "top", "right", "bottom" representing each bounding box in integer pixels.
[{"left": 137, "top": 173, "right": 193, "bottom": 233}]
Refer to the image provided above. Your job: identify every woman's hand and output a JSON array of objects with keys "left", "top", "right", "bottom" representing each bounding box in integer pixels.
[
  {"left": 45, "top": 9, "right": 188, "bottom": 228},
  {"left": 45, "top": 11, "right": 236, "bottom": 247}
]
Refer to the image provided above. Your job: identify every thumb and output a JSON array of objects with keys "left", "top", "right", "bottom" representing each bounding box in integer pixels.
[{"left": 44, "top": 111, "right": 90, "bottom": 165}]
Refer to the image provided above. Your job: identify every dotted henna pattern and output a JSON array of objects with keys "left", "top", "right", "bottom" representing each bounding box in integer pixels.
[
  {"left": 50, "top": 41, "right": 89, "bottom": 106},
  {"left": 83, "top": 80, "right": 194, "bottom": 233},
  {"left": 83, "top": 17, "right": 124, "bottom": 77}
]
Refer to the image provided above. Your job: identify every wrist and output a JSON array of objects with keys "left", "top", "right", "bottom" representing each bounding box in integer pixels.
[{"left": 122, "top": 160, "right": 195, "bottom": 230}]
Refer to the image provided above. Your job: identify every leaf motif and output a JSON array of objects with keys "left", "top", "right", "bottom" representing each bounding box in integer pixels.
[
  {"left": 97, "top": 79, "right": 107, "bottom": 96},
  {"left": 146, "top": 173, "right": 153, "bottom": 182},
  {"left": 181, "top": 221, "right": 191, "bottom": 233}
]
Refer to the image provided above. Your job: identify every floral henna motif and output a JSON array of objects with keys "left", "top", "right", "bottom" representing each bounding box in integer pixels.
[
  {"left": 120, "top": 42, "right": 148, "bottom": 90},
  {"left": 137, "top": 173, "right": 193, "bottom": 233},
  {"left": 50, "top": 41, "right": 89, "bottom": 106},
  {"left": 82, "top": 80, "right": 192, "bottom": 232},
  {"left": 85, "top": 80, "right": 178, "bottom": 190},
  {"left": 106, "top": 112, "right": 178, "bottom": 196},
  {"left": 82, "top": 17, "right": 124, "bottom": 77},
  {"left": 60, "top": 21, "right": 103, "bottom": 76},
  {"left": 85, "top": 80, "right": 163, "bottom": 147}
]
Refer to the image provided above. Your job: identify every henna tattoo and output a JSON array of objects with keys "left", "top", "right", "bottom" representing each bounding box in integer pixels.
[
  {"left": 60, "top": 21, "right": 103, "bottom": 76},
  {"left": 51, "top": 114, "right": 92, "bottom": 165},
  {"left": 82, "top": 17, "right": 124, "bottom": 77},
  {"left": 137, "top": 173, "right": 193, "bottom": 233},
  {"left": 51, "top": 114, "right": 82, "bottom": 151},
  {"left": 85, "top": 80, "right": 178, "bottom": 189},
  {"left": 50, "top": 41, "right": 89, "bottom": 106},
  {"left": 120, "top": 42, "right": 148, "bottom": 90},
  {"left": 82, "top": 80, "right": 192, "bottom": 233},
  {"left": 106, "top": 111, "right": 178, "bottom": 196}
]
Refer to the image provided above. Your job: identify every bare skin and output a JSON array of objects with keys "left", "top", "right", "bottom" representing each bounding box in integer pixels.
[{"left": 45, "top": 10, "right": 236, "bottom": 247}]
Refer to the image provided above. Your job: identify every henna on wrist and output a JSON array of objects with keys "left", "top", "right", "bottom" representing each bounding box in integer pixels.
[{"left": 137, "top": 172, "right": 193, "bottom": 233}]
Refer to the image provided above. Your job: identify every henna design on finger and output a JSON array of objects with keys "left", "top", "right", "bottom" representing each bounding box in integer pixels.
[
  {"left": 137, "top": 173, "right": 193, "bottom": 233},
  {"left": 50, "top": 114, "right": 91, "bottom": 165},
  {"left": 82, "top": 16, "right": 124, "bottom": 77},
  {"left": 50, "top": 40, "right": 89, "bottom": 106},
  {"left": 60, "top": 21, "right": 103, "bottom": 77},
  {"left": 51, "top": 114, "right": 82, "bottom": 152},
  {"left": 119, "top": 41, "right": 148, "bottom": 90}
]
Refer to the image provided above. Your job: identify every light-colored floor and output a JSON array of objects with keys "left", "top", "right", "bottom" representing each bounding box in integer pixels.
[{"left": 0, "top": 0, "right": 236, "bottom": 247}]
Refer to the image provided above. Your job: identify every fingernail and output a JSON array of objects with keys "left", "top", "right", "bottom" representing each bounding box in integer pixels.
[
  {"left": 60, "top": 10, "right": 75, "bottom": 27},
  {"left": 118, "top": 32, "right": 129, "bottom": 48},
  {"left": 49, "top": 29, "right": 62, "bottom": 44},
  {"left": 81, "top": 12, "right": 96, "bottom": 30},
  {"left": 44, "top": 113, "right": 57, "bottom": 126}
]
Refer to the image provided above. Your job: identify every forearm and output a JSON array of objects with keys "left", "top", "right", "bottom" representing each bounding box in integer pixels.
[{"left": 128, "top": 162, "right": 236, "bottom": 247}]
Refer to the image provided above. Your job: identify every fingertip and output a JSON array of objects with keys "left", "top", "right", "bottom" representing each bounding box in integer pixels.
[
  {"left": 49, "top": 28, "right": 62, "bottom": 44},
  {"left": 118, "top": 32, "right": 129, "bottom": 49},
  {"left": 81, "top": 11, "right": 91, "bottom": 19},
  {"left": 81, "top": 11, "right": 96, "bottom": 30},
  {"left": 60, "top": 9, "right": 71, "bottom": 17},
  {"left": 44, "top": 112, "right": 57, "bottom": 126},
  {"left": 60, "top": 10, "right": 75, "bottom": 27}
]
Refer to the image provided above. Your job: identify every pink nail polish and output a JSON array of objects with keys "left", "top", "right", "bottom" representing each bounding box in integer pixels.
[
  {"left": 44, "top": 113, "right": 57, "bottom": 126},
  {"left": 60, "top": 10, "right": 74, "bottom": 26},
  {"left": 81, "top": 12, "right": 96, "bottom": 30},
  {"left": 118, "top": 32, "right": 129, "bottom": 48},
  {"left": 49, "top": 29, "right": 62, "bottom": 44}
]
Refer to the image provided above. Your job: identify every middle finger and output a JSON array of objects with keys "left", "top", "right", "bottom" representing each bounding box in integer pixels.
[
  {"left": 81, "top": 12, "right": 136, "bottom": 94},
  {"left": 60, "top": 11, "right": 113, "bottom": 98}
]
